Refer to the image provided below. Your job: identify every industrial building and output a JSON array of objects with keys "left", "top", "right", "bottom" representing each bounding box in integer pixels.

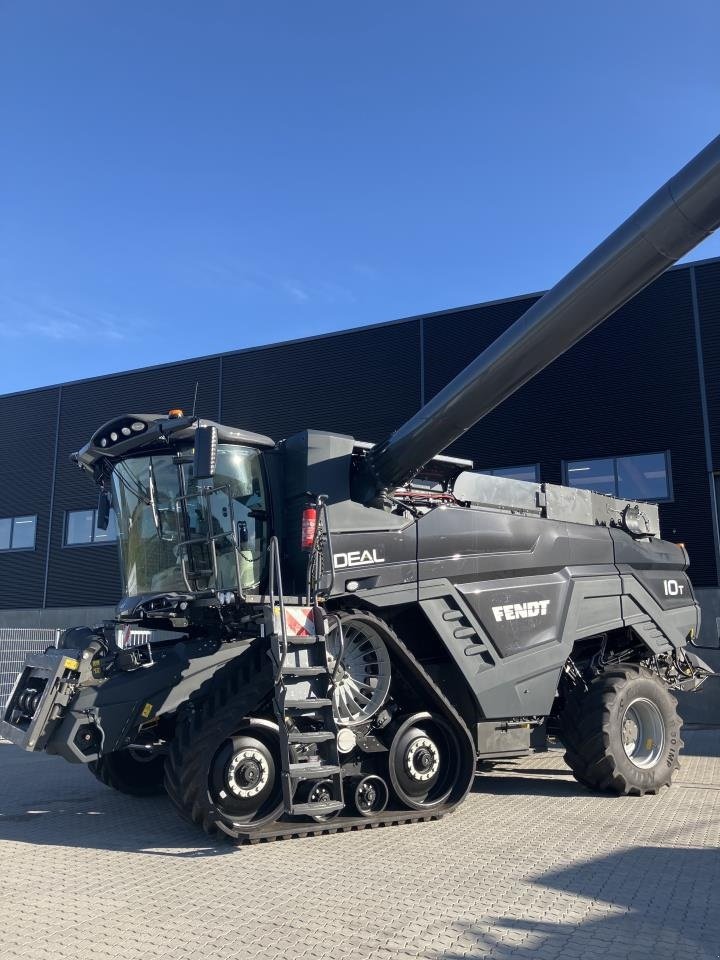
[{"left": 2, "top": 256, "right": 720, "bottom": 641}]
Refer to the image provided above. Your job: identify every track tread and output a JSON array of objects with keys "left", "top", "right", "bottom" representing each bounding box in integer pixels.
[
  {"left": 89, "top": 750, "right": 166, "bottom": 797},
  {"left": 225, "top": 808, "right": 447, "bottom": 845},
  {"left": 164, "top": 609, "right": 476, "bottom": 844},
  {"left": 164, "top": 641, "right": 275, "bottom": 838}
]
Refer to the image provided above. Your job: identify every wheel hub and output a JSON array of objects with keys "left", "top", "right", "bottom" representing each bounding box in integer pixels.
[
  {"left": 621, "top": 697, "right": 665, "bottom": 769},
  {"left": 228, "top": 748, "right": 269, "bottom": 798},
  {"left": 405, "top": 736, "right": 440, "bottom": 782},
  {"left": 622, "top": 715, "right": 640, "bottom": 752},
  {"left": 309, "top": 783, "right": 332, "bottom": 805},
  {"left": 358, "top": 783, "right": 377, "bottom": 808}
]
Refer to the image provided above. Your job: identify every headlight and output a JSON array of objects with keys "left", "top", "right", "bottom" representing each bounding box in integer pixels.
[{"left": 623, "top": 504, "right": 650, "bottom": 537}]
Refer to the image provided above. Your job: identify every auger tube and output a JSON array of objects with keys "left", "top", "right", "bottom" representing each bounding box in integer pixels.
[{"left": 358, "top": 134, "right": 720, "bottom": 500}]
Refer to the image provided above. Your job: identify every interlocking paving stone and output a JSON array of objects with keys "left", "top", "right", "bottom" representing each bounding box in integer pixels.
[{"left": 0, "top": 731, "right": 719, "bottom": 960}]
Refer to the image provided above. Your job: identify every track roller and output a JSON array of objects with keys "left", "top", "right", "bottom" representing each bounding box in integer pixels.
[
  {"left": 297, "top": 778, "right": 342, "bottom": 822},
  {"left": 350, "top": 774, "right": 389, "bottom": 817}
]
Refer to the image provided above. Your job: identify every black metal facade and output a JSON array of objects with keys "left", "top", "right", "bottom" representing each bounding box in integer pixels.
[{"left": 2, "top": 258, "right": 719, "bottom": 612}]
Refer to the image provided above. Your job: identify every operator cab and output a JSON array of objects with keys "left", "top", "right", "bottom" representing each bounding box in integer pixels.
[{"left": 73, "top": 411, "right": 276, "bottom": 616}]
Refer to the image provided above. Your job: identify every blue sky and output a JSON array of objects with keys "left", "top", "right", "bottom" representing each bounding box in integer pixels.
[{"left": 1, "top": 2, "right": 719, "bottom": 394}]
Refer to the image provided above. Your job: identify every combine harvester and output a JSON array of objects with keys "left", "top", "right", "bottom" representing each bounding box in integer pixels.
[{"left": 3, "top": 134, "right": 720, "bottom": 841}]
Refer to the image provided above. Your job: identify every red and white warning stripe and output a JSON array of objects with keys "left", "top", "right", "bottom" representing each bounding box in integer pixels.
[{"left": 274, "top": 605, "right": 316, "bottom": 638}]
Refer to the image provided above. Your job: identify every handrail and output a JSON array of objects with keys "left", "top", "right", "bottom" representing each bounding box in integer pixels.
[{"left": 268, "top": 536, "right": 289, "bottom": 686}]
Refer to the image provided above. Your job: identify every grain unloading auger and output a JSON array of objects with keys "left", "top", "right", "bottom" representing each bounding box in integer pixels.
[{"left": 3, "top": 134, "right": 720, "bottom": 841}]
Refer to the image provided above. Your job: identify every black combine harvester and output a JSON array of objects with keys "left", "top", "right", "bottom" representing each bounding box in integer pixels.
[{"left": 3, "top": 135, "right": 720, "bottom": 842}]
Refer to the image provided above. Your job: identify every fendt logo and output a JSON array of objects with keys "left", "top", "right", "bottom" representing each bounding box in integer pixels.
[
  {"left": 492, "top": 600, "right": 551, "bottom": 622},
  {"left": 333, "top": 549, "right": 385, "bottom": 569}
]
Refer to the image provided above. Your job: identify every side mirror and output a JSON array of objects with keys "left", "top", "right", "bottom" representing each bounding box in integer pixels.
[
  {"left": 193, "top": 425, "right": 218, "bottom": 480},
  {"left": 96, "top": 491, "right": 111, "bottom": 531}
]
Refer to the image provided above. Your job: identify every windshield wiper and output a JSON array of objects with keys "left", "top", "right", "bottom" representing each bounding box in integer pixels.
[
  {"left": 148, "top": 460, "right": 164, "bottom": 539},
  {"left": 115, "top": 461, "right": 152, "bottom": 507}
]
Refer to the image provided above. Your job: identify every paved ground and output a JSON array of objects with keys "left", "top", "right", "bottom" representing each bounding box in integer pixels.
[{"left": 0, "top": 732, "right": 718, "bottom": 960}]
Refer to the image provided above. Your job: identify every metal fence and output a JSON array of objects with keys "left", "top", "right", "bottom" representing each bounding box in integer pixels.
[{"left": 0, "top": 628, "right": 61, "bottom": 708}]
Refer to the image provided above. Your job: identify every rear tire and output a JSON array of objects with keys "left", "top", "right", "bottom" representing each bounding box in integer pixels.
[
  {"left": 89, "top": 750, "right": 166, "bottom": 797},
  {"left": 559, "top": 664, "right": 682, "bottom": 795}
]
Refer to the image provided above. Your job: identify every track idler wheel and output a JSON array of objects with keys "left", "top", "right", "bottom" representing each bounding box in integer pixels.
[
  {"left": 350, "top": 774, "right": 389, "bottom": 817},
  {"left": 388, "top": 712, "right": 466, "bottom": 810},
  {"left": 207, "top": 719, "right": 285, "bottom": 829}
]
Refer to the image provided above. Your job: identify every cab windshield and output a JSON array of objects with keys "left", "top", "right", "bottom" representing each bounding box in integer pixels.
[{"left": 111, "top": 443, "right": 267, "bottom": 597}]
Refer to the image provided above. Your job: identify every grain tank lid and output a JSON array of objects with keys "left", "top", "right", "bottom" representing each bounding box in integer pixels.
[
  {"left": 453, "top": 470, "right": 661, "bottom": 537},
  {"left": 453, "top": 471, "right": 543, "bottom": 513}
]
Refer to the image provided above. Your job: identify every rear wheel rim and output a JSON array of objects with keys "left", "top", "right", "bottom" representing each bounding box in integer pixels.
[{"left": 622, "top": 697, "right": 665, "bottom": 768}]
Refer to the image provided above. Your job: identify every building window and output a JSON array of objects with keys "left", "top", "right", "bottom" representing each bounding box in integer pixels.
[
  {"left": 65, "top": 508, "right": 117, "bottom": 545},
  {"left": 479, "top": 464, "right": 540, "bottom": 483},
  {"left": 0, "top": 515, "right": 37, "bottom": 551},
  {"left": 565, "top": 452, "right": 672, "bottom": 502}
]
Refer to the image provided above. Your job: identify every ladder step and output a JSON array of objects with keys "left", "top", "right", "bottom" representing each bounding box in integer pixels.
[
  {"left": 287, "top": 730, "right": 336, "bottom": 744},
  {"left": 274, "top": 634, "right": 319, "bottom": 647},
  {"left": 453, "top": 626, "right": 476, "bottom": 639},
  {"left": 283, "top": 698, "right": 333, "bottom": 711},
  {"left": 291, "top": 801, "right": 345, "bottom": 817},
  {"left": 280, "top": 665, "right": 328, "bottom": 677},
  {"left": 288, "top": 762, "right": 341, "bottom": 780}
]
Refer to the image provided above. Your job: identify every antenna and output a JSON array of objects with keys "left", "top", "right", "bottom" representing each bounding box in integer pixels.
[{"left": 191, "top": 381, "right": 199, "bottom": 418}]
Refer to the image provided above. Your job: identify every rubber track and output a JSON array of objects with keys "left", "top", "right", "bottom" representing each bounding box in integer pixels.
[
  {"left": 89, "top": 752, "right": 166, "bottom": 797},
  {"left": 164, "top": 641, "right": 276, "bottom": 835},
  {"left": 224, "top": 807, "right": 448, "bottom": 844},
  {"left": 165, "top": 612, "right": 475, "bottom": 844}
]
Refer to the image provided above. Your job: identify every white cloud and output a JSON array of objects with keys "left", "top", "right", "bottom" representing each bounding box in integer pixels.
[
  {"left": 200, "top": 260, "right": 324, "bottom": 306},
  {"left": 320, "top": 281, "right": 356, "bottom": 305},
  {"left": 283, "top": 282, "right": 310, "bottom": 303},
  {"left": 0, "top": 294, "right": 130, "bottom": 343}
]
